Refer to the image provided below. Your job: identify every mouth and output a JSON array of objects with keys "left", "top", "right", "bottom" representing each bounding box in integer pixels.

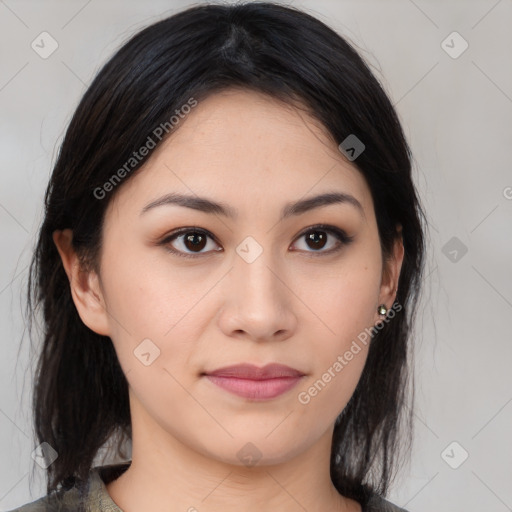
[{"left": 202, "top": 363, "right": 306, "bottom": 401}]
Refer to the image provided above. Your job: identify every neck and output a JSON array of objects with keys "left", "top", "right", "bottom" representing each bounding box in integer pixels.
[{"left": 105, "top": 395, "right": 360, "bottom": 512}]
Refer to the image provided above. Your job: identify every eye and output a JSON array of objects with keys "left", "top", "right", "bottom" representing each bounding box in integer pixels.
[
  {"left": 160, "top": 227, "right": 222, "bottom": 259},
  {"left": 290, "top": 224, "right": 354, "bottom": 256}
]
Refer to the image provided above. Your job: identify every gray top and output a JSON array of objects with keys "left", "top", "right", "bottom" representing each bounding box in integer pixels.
[{"left": 7, "top": 463, "right": 409, "bottom": 512}]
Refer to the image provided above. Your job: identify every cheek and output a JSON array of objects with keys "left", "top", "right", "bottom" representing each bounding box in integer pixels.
[
  {"left": 99, "top": 240, "right": 213, "bottom": 339},
  {"left": 291, "top": 256, "right": 379, "bottom": 416},
  {"left": 300, "top": 254, "right": 382, "bottom": 344},
  {"left": 293, "top": 341, "right": 368, "bottom": 443},
  {"left": 98, "top": 243, "right": 217, "bottom": 389},
  {"left": 294, "top": 272, "right": 376, "bottom": 426}
]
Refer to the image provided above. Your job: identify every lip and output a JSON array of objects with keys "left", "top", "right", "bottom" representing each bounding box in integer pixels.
[{"left": 203, "top": 363, "right": 305, "bottom": 400}]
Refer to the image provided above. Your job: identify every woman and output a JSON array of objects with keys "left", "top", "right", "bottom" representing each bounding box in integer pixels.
[{"left": 10, "top": 2, "right": 426, "bottom": 511}]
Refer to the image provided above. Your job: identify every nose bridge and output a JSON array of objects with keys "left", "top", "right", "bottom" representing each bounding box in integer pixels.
[
  {"left": 234, "top": 234, "right": 282, "bottom": 299},
  {"left": 226, "top": 232, "right": 293, "bottom": 327}
]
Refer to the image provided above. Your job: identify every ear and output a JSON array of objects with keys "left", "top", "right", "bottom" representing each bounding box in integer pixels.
[
  {"left": 53, "top": 229, "right": 111, "bottom": 336},
  {"left": 376, "top": 224, "right": 404, "bottom": 322}
]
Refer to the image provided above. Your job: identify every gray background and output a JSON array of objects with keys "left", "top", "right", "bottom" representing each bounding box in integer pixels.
[{"left": 1, "top": 1, "right": 511, "bottom": 511}]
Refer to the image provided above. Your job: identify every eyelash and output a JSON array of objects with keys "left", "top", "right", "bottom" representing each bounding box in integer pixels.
[{"left": 158, "top": 224, "right": 354, "bottom": 260}]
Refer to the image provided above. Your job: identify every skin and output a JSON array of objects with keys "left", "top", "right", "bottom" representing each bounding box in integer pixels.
[{"left": 54, "top": 89, "right": 404, "bottom": 512}]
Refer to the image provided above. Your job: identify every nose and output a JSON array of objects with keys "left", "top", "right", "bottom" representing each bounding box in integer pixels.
[{"left": 217, "top": 245, "right": 298, "bottom": 343}]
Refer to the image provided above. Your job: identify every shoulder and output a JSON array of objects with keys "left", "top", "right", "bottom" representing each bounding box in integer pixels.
[
  {"left": 6, "top": 462, "right": 129, "bottom": 512},
  {"left": 363, "top": 493, "right": 410, "bottom": 512},
  {"left": 5, "top": 486, "right": 81, "bottom": 512}
]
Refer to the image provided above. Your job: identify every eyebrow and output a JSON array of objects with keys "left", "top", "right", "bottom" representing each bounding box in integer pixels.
[{"left": 140, "top": 191, "right": 364, "bottom": 221}]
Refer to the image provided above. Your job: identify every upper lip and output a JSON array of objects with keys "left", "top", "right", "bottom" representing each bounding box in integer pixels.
[{"left": 204, "top": 363, "right": 305, "bottom": 380}]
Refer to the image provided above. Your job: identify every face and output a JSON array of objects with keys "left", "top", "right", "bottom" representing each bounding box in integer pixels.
[{"left": 62, "top": 89, "right": 402, "bottom": 467}]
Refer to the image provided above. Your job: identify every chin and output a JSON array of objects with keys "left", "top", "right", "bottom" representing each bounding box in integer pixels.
[{"left": 197, "top": 434, "right": 311, "bottom": 469}]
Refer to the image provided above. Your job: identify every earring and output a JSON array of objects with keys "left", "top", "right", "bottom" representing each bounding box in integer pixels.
[{"left": 377, "top": 304, "right": 388, "bottom": 316}]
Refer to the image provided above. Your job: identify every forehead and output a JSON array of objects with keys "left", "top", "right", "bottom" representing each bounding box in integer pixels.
[{"left": 109, "top": 89, "right": 373, "bottom": 219}]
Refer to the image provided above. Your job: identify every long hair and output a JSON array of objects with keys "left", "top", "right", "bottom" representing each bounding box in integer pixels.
[{"left": 25, "top": 1, "right": 427, "bottom": 502}]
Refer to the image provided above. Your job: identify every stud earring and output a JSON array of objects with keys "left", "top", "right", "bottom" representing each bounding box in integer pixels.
[{"left": 377, "top": 304, "right": 388, "bottom": 316}]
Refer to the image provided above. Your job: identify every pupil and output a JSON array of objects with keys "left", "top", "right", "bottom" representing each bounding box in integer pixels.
[
  {"left": 307, "top": 231, "right": 326, "bottom": 250},
  {"left": 185, "top": 232, "right": 206, "bottom": 251}
]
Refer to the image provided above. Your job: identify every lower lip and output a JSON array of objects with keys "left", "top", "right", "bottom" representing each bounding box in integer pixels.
[{"left": 204, "top": 375, "right": 303, "bottom": 400}]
